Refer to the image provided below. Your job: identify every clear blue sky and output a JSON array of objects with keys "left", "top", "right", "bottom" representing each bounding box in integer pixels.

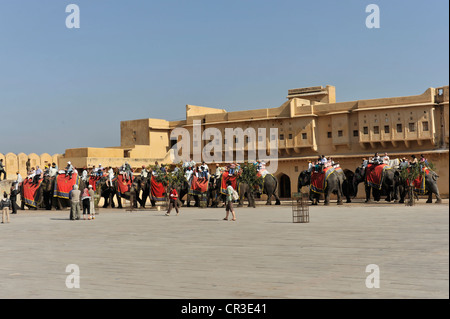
[{"left": 0, "top": 0, "right": 448, "bottom": 155}]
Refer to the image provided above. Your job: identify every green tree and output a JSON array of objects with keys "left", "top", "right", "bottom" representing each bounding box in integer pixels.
[{"left": 238, "top": 162, "right": 263, "bottom": 189}]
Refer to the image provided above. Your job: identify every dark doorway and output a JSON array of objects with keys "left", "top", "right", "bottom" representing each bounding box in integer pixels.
[{"left": 279, "top": 174, "right": 291, "bottom": 198}]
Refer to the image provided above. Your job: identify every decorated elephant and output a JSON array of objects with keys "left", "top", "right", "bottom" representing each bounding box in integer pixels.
[
  {"left": 298, "top": 168, "right": 344, "bottom": 206},
  {"left": 396, "top": 166, "right": 442, "bottom": 204},
  {"left": 353, "top": 164, "right": 398, "bottom": 203}
]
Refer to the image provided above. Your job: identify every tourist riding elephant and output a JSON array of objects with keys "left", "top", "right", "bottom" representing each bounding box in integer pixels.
[
  {"left": 298, "top": 169, "right": 343, "bottom": 205},
  {"left": 395, "top": 168, "right": 442, "bottom": 204},
  {"left": 353, "top": 165, "right": 398, "bottom": 203}
]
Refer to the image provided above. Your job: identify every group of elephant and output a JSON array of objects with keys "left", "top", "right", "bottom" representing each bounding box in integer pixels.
[
  {"left": 19, "top": 163, "right": 441, "bottom": 211},
  {"left": 297, "top": 165, "right": 442, "bottom": 205},
  {"left": 19, "top": 172, "right": 281, "bottom": 210}
]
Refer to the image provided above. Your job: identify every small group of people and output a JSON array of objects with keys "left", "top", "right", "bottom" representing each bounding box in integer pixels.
[
  {"left": 399, "top": 154, "right": 429, "bottom": 169},
  {"left": 361, "top": 153, "right": 429, "bottom": 170},
  {"left": 69, "top": 184, "right": 96, "bottom": 220},
  {"left": 361, "top": 152, "right": 390, "bottom": 168},
  {"left": 164, "top": 179, "right": 237, "bottom": 221},
  {"left": 308, "top": 155, "right": 340, "bottom": 173},
  {"left": 182, "top": 160, "right": 210, "bottom": 181}
]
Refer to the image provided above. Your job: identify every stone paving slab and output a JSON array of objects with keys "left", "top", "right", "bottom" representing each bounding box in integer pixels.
[{"left": 0, "top": 200, "right": 448, "bottom": 299}]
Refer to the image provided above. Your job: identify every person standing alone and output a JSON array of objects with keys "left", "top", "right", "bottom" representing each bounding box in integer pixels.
[
  {"left": 1, "top": 192, "right": 11, "bottom": 224},
  {"left": 223, "top": 181, "right": 236, "bottom": 221},
  {"left": 0, "top": 159, "right": 6, "bottom": 181},
  {"left": 69, "top": 185, "right": 81, "bottom": 220},
  {"left": 165, "top": 186, "right": 180, "bottom": 216}
]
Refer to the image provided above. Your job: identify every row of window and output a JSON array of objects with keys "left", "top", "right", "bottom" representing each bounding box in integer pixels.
[
  {"left": 191, "top": 121, "right": 430, "bottom": 146},
  {"left": 324, "top": 121, "right": 430, "bottom": 138},
  {"left": 362, "top": 121, "right": 429, "bottom": 135}
]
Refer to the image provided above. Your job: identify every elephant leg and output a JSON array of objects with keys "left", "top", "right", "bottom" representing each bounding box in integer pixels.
[
  {"left": 250, "top": 192, "right": 256, "bottom": 208},
  {"left": 274, "top": 193, "right": 281, "bottom": 205},
  {"left": 365, "top": 186, "right": 371, "bottom": 203},
  {"left": 426, "top": 192, "right": 433, "bottom": 203},
  {"left": 238, "top": 192, "right": 244, "bottom": 207},
  {"left": 324, "top": 191, "right": 330, "bottom": 206},
  {"left": 435, "top": 193, "right": 442, "bottom": 204},
  {"left": 117, "top": 195, "right": 123, "bottom": 208},
  {"left": 265, "top": 195, "right": 272, "bottom": 205}
]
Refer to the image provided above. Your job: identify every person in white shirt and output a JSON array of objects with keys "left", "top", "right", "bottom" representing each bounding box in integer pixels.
[
  {"left": 49, "top": 163, "right": 58, "bottom": 178},
  {"left": 382, "top": 152, "right": 390, "bottom": 165},
  {"left": 28, "top": 168, "right": 36, "bottom": 181},
  {"left": 107, "top": 167, "right": 115, "bottom": 187},
  {"left": 140, "top": 166, "right": 149, "bottom": 179},
  {"left": 81, "top": 168, "right": 89, "bottom": 182},
  {"left": 15, "top": 172, "right": 23, "bottom": 191}
]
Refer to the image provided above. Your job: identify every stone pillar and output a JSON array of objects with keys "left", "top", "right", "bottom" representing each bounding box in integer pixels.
[
  {"left": 17, "top": 153, "right": 29, "bottom": 178},
  {"left": 40, "top": 153, "right": 53, "bottom": 170},
  {"left": 5, "top": 153, "right": 19, "bottom": 180},
  {"left": 28, "top": 153, "right": 41, "bottom": 170}
]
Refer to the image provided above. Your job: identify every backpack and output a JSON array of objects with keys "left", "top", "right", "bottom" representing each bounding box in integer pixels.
[{"left": 232, "top": 189, "right": 239, "bottom": 201}]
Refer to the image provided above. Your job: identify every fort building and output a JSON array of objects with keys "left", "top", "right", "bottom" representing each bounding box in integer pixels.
[{"left": 58, "top": 84, "right": 449, "bottom": 198}]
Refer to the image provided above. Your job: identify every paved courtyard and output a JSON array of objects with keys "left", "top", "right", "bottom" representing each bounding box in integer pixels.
[{"left": 0, "top": 200, "right": 448, "bottom": 299}]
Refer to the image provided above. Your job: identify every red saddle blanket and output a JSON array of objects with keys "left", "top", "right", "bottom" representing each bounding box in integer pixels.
[
  {"left": 115, "top": 175, "right": 133, "bottom": 197},
  {"left": 189, "top": 176, "right": 209, "bottom": 195},
  {"left": 220, "top": 171, "right": 237, "bottom": 195},
  {"left": 409, "top": 167, "right": 430, "bottom": 194},
  {"left": 150, "top": 176, "right": 166, "bottom": 201},
  {"left": 22, "top": 178, "right": 43, "bottom": 208},
  {"left": 310, "top": 166, "right": 334, "bottom": 194},
  {"left": 365, "top": 164, "right": 389, "bottom": 189},
  {"left": 54, "top": 173, "right": 79, "bottom": 199},
  {"left": 89, "top": 176, "right": 102, "bottom": 191}
]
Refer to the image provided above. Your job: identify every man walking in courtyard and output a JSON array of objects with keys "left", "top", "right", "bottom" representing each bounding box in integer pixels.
[{"left": 223, "top": 180, "right": 236, "bottom": 221}]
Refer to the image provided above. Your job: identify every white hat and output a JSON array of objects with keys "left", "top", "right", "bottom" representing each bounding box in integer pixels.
[{"left": 68, "top": 161, "right": 71, "bottom": 165}]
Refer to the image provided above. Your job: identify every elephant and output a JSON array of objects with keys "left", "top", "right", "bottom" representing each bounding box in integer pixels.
[
  {"left": 353, "top": 165, "right": 398, "bottom": 203},
  {"left": 206, "top": 176, "right": 225, "bottom": 208},
  {"left": 298, "top": 168, "right": 344, "bottom": 206},
  {"left": 41, "top": 175, "right": 56, "bottom": 210},
  {"left": 238, "top": 173, "right": 281, "bottom": 206},
  {"left": 20, "top": 179, "right": 45, "bottom": 210},
  {"left": 237, "top": 181, "right": 256, "bottom": 208},
  {"left": 114, "top": 178, "right": 139, "bottom": 209},
  {"left": 50, "top": 175, "right": 88, "bottom": 210},
  {"left": 96, "top": 177, "right": 117, "bottom": 208},
  {"left": 341, "top": 169, "right": 356, "bottom": 203},
  {"left": 396, "top": 167, "right": 442, "bottom": 204},
  {"left": 134, "top": 175, "right": 156, "bottom": 208},
  {"left": 178, "top": 179, "right": 200, "bottom": 207}
]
